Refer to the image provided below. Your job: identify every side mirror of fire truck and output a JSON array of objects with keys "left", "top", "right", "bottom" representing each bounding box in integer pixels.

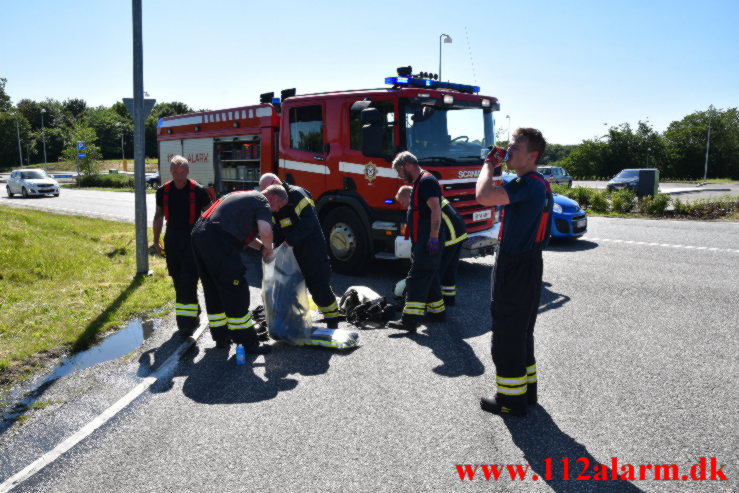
[{"left": 361, "top": 108, "right": 384, "bottom": 158}]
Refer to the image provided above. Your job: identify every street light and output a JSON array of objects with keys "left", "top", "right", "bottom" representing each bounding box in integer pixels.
[
  {"left": 702, "top": 105, "right": 714, "bottom": 185},
  {"left": 40, "top": 108, "right": 47, "bottom": 169},
  {"left": 438, "top": 33, "right": 452, "bottom": 82},
  {"left": 506, "top": 114, "right": 511, "bottom": 143},
  {"left": 117, "top": 122, "right": 125, "bottom": 162},
  {"left": 9, "top": 111, "right": 22, "bottom": 167}
]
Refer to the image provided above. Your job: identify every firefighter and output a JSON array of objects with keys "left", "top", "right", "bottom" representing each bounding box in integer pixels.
[
  {"left": 259, "top": 173, "right": 340, "bottom": 328},
  {"left": 396, "top": 185, "right": 467, "bottom": 307},
  {"left": 475, "top": 128, "right": 552, "bottom": 417},
  {"left": 387, "top": 152, "right": 445, "bottom": 332},
  {"left": 190, "top": 185, "right": 288, "bottom": 353},
  {"left": 151, "top": 155, "right": 212, "bottom": 337}
]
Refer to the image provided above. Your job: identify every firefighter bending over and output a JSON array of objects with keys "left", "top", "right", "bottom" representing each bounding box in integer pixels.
[
  {"left": 475, "top": 128, "right": 552, "bottom": 417},
  {"left": 387, "top": 152, "right": 445, "bottom": 332},
  {"left": 190, "top": 185, "right": 288, "bottom": 353},
  {"left": 396, "top": 184, "right": 467, "bottom": 308},
  {"left": 259, "top": 173, "right": 340, "bottom": 328},
  {"left": 151, "top": 155, "right": 212, "bottom": 336}
]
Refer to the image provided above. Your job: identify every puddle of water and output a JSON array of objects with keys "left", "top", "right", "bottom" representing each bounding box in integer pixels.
[{"left": 1, "top": 318, "right": 157, "bottom": 425}]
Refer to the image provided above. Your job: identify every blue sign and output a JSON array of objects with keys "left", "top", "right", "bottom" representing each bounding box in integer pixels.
[
  {"left": 77, "top": 153, "right": 86, "bottom": 158},
  {"left": 76, "top": 142, "right": 85, "bottom": 150}
]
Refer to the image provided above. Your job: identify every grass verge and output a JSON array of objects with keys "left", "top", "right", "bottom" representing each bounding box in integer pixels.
[{"left": 0, "top": 206, "right": 173, "bottom": 388}]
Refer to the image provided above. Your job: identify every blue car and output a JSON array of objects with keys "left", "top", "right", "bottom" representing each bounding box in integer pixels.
[{"left": 501, "top": 173, "right": 587, "bottom": 239}]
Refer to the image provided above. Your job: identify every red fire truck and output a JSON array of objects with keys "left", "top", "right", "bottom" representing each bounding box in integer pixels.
[{"left": 157, "top": 68, "right": 501, "bottom": 274}]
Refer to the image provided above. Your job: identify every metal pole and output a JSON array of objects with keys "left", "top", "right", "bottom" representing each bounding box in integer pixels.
[
  {"left": 14, "top": 117, "right": 23, "bottom": 167},
  {"left": 703, "top": 119, "right": 711, "bottom": 184},
  {"left": 132, "top": 0, "right": 149, "bottom": 275},
  {"left": 506, "top": 115, "right": 511, "bottom": 143},
  {"left": 439, "top": 34, "right": 443, "bottom": 82},
  {"left": 41, "top": 111, "right": 47, "bottom": 169}
]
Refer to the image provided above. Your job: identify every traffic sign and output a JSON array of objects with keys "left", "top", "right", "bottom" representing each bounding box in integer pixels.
[
  {"left": 76, "top": 142, "right": 85, "bottom": 150},
  {"left": 77, "top": 153, "right": 86, "bottom": 158},
  {"left": 123, "top": 98, "right": 156, "bottom": 119}
]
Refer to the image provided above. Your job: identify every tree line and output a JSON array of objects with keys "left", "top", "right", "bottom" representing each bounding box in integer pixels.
[
  {"left": 0, "top": 77, "right": 194, "bottom": 169},
  {"left": 1, "top": 76, "right": 737, "bottom": 179},
  {"left": 536, "top": 107, "right": 738, "bottom": 180}
]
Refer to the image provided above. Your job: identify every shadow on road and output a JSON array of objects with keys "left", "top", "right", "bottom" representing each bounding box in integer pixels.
[
  {"left": 165, "top": 343, "right": 349, "bottom": 404},
  {"left": 503, "top": 406, "right": 644, "bottom": 492},
  {"left": 547, "top": 239, "right": 599, "bottom": 252}
]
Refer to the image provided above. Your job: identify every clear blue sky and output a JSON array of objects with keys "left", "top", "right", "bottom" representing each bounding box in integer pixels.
[{"left": 2, "top": 0, "right": 737, "bottom": 145}]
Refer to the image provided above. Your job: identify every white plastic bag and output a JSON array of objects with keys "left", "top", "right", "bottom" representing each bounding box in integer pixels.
[{"left": 261, "top": 245, "right": 313, "bottom": 343}]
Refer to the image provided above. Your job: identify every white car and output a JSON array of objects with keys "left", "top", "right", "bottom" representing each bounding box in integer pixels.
[{"left": 6, "top": 169, "right": 60, "bottom": 198}]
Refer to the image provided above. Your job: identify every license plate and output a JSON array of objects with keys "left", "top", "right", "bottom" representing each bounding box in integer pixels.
[
  {"left": 575, "top": 219, "right": 586, "bottom": 228},
  {"left": 473, "top": 210, "right": 492, "bottom": 222}
]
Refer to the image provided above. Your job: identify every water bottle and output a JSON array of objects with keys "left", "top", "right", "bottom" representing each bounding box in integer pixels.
[{"left": 235, "top": 344, "right": 246, "bottom": 366}]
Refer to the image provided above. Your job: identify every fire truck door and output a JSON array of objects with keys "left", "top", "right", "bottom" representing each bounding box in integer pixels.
[{"left": 279, "top": 104, "right": 327, "bottom": 192}]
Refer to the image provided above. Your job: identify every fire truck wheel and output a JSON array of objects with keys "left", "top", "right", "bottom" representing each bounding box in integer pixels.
[{"left": 321, "top": 207, "right": 369, "bottom": 275}]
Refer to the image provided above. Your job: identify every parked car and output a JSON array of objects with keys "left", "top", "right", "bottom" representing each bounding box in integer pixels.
[
  {"left": 537, "top": 166, "right": 573, "bottom": 187},
  {"left": 146, "top": 172, "right": 161, "bottom": 189},
  {"left": 502, "top": 172, "right": 587, "bottom": 239},
  {"left": 607, "top": 169, "right": 640, "bottom": 191},
  {"left": 6, "top": 169, "right": 60, "bottom": 198}
]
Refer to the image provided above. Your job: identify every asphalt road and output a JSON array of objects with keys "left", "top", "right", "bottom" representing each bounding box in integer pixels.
[
  {"left": 0, "top": 216, "right": 737, "bottom": 492},
  {"left": 0, "top": 187, "right": 157, "bottom": 226},
  {"left": 573, "top": 181, "right": 739, "bottom": 202}
]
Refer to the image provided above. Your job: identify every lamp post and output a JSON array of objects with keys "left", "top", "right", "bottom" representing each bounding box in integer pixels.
[
  {"left": 10, "top": 112, "right": 22, "bottom": 167},
  {"left": 506, "top": 114, "right": 511, "bottom": 143},
  {"left": 438, "top": 34, "right": 452, "bottom": 82},
  {"left": 40, "top": 108, "right": 47, "bottom": 169},
  {"left": 702, "top": 105, "right": 713, "bottom": 185},
  {"left": 117, "top": 122, "right": 125, "bottom": 161}
]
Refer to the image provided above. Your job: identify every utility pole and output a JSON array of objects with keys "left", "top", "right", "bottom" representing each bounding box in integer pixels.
[
  {"left": 702, "top": 105, "right": 713, "bottom": 185},
  {"left": 11, "top": 113, "right": 22, "bottom": 167},
  {"left": 132, "top": 0, "right": 149, "bottom": 275},
  {"left": 40, "top": 108, "right": 48, "bottom": 169}
]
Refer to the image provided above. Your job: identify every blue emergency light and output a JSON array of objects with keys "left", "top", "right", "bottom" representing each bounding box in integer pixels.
[{"left": 384, "top": 76, "right": 480, "bottom": 94}]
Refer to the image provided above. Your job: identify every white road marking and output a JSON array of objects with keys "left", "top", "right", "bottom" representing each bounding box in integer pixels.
[
  {"left": 0, "top": 319, "right": 207, "bottom": 492},
  {"left": 588, "top": 237, "right": 739, "bottom": 254}
]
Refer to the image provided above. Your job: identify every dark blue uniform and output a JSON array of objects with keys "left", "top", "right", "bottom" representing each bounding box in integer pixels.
[
  {"left": 272, "top": 183, "right": 339, "bottom": 323},
  {"left": 489, "top": 172, "right": 552, "bottom": 414},
  {"left": 402, "top": 172, "right": 446, "bottom": 323},
  {"left": 191, "top": 192, "right": 271, "bottom": 349},
  {"left": 156, "top": 180, "right": 211, "bottom": 335},
  {"left": 439, "top": 198, "right": 468, "bottom": 306}
]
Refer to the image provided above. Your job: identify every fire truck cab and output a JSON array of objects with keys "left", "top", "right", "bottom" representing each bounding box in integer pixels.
[{"left": 157, "top": 69, "right": 501, "bottom": 274}]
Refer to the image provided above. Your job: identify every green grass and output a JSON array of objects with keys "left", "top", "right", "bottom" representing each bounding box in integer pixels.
[{"left": 0, "top": 206, "right": 173, "bottom": 386}]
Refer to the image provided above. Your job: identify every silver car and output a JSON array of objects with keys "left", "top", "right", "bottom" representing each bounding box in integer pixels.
[
  {"left": 537, "top": 166, "right": 573, "bottom": 187},
  {"left": 6, "top": 169, "right": 60, "bottom": 198}
]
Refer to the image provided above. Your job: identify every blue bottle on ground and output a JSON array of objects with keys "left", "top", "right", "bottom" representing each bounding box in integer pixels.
[{"left": 235, "top": 344, "right": 246, "bottom": 366}]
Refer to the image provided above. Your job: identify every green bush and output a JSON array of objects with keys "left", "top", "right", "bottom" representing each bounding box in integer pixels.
[
  {"left": 79, "top": 173, "right": 135, "bottom": 188},
  {"left": 637, "top": 193, "right": 671, "bottom": 216},
  {"left": 672, "top": 195, "right": 739, "bottom": 219},
  {"left": 590, "top": 190, "right": 610, "bottom": 212},
  {"left": 611, "top": 189, "right": 636, "bottom": 214}
]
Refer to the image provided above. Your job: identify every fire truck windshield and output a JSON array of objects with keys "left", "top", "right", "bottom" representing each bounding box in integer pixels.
[{"left": 403, "top": 101, "right": 494, "bottom": 165}]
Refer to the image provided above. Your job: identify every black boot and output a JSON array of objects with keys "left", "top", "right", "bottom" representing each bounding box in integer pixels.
[
  {"left": 386, "top": 318, "right": 418, "bottom": 332},
  {"left": 527, "top": 382, "right": 537, "bottom": 405},
  {"left": 245, "top": 343, "right": 272, "bottom": 355},
  {"left": 480, "top": 394, "right": 527, "bottom": 417},
  {"left": 325, "top": 319, "right": 339, "bottom": 329}
]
